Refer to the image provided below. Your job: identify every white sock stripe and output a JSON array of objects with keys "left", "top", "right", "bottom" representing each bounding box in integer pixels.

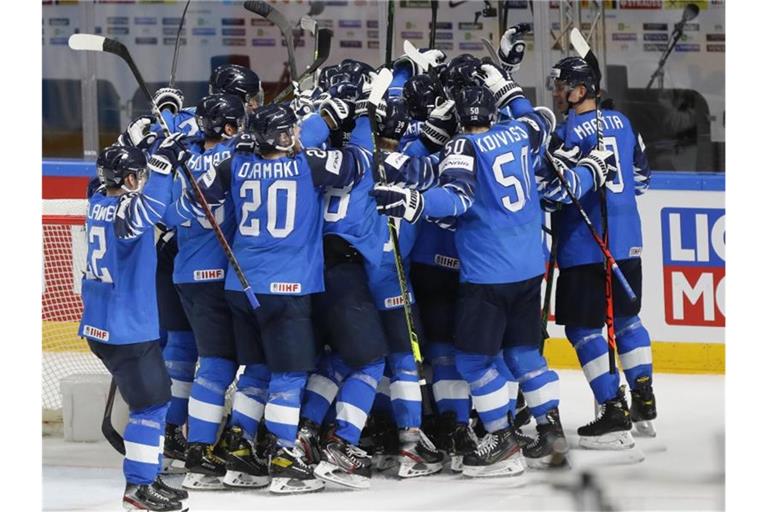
[
  {"left": 507, "top": 380, "right": 519, "bottom": 398},
  {"left": 469, "top": 367, "right": 500, "bottom": 390},
  {"left": 376, "top": 376, "right": 391, "bottom": 396},
  {"left": 158, "top": 436, "right": 164, "bottom": 461},
  {"left": 125, "top": 440, "right": 161, "bottom": 465},
  {"left": 473, "top": 385, "right": 510, "bottom": 414},
  {"left": 484, "top": 417, "right": 510, "bottom": 433},
  {"left": 171, "top": 379, "right": 192, "bottom": 399},
  {"left": 349, "top": 372, "right": 379, "bottom": 390},
  {"left": 582, "top": 352, "right": 610, "bottom": 383},
  {"left": 305, "top": 374, "right": 339, "bottom": 405},
  {"left": 432, "top": 379, "right": 470, "bottom": 401},
  {"left": 389, "top": 380, "right": 422, "bottom": 402},
  {"left": 619, "top": 346, "right": 653, "bottom": 371},
  {"left": 188, "top": 397, "right": 225, "bottom": 424},
  {"left": 573, "top": 333, "right": 603, "bottom": 350},
  {"left": 616, "top": 318, "right": 643, "bottom": 337},
  {"left": 232, "top": 392, "right": 265, "bottom": 422},
  {"left": 265, "top": 402, "right": 300, "bottom": 426},
  {"left": 336, "top": 402, "right": 368, "bottom": 431},
  {"left": 523, "top": 380, "right": 559, "bottom": 409},
  {"left": 517, "top": 366, "right": 546, "bottom": 384}
]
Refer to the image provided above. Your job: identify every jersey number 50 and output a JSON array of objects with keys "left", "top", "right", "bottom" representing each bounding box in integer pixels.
[
  {"left": 238, "top": 180, "right": 297, "bottom": 238},
  {"left": 492, "top": 147, "right": 531, "bottom": 212}
]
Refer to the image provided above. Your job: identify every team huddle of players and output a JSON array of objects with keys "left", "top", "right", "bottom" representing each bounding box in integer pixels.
[{"left": 78, "top": 28, "right": 657, "bottom": 511}]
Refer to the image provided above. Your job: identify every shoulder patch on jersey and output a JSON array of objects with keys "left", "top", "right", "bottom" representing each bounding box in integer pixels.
[
  {"left": 439, "top": 154, "right": 474, "bottom": 174},
  {"left": 325, "top": 150, "right": 343, "bottom": 175},
  {"left": 384, "top": 152, "right": 409, "bottom": 170}
]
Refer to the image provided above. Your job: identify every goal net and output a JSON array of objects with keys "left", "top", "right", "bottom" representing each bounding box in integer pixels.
[{"left": 42, "top": 199, "right": 108, "bottom": 428}]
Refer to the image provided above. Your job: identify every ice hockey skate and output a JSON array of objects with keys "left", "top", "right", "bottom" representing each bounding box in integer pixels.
[
  {"left": 359, "top": 414, "right": 399, "bottom": 472},
  {"left": 161, "top": 424, "right": 188, "bottom": 475},
  {"left": 313, "top": 429, "right": 373, "bottom": 489},
  {"left": 630, "top": 376, "right": 658, "bottom": 438},
  {"left": 397, "top": 428, "right": 445, "bottom": 478},
  {"left": 578, "top": 387, "right": 635, "bottom": 450},
  {"left": 269, "top": 445, "right": 326, "bottom": 494},
  {"left": 221, "top": 426, "right": 270, "bottom": 488},
  {"left": 296, "top": 418, "right": 323, "bottom": 467},
  {"left": 436, "top": 412, "right": 478, "bottom": 472},
  {"left": 122, "top": 482, "right": 187, "bottom": 512},
  {"left": 523, "top": 408, "right": 569, "bottom": 469},
  {"left": 182, "top": 442, "right": 227, "bottom": 490},
  {"left": 462, "top": 426, "right": 525, "bottom": 478}
]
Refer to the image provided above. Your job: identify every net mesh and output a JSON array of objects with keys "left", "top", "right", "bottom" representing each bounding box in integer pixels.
[{"left": 42, "top": 212, "right": 107, "bottom": 418}]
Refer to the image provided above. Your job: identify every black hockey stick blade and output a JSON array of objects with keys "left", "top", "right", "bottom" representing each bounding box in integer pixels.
[
  {"left": 169, "top": 0, "right": 191, "bottom": 87},
  {"left": 429, "top": 0, "right": 438, "bottom": 49},
  {"left": 244, "top": 1, "right": 298, "bottom": 79},
  {"left": 271, "top": 28, "right": 333, "bottom": 104},
  {"left": 102, "top": 377, "right": 125, "bottom": 455}
]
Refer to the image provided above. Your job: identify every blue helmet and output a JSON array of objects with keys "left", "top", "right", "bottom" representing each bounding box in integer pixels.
[
  {"left": 403, "top": 74, "right": 441, "bottom": 122},
  {"left": 455, "top": 86, "right": 496, "bottom": 128},
  {"left": 375, "top": 95, "right": 410, "bottom": 140},
  {"left": 96, "top": 144, "right": 147, "bottom": 188},
  {"left": 195, "top": 93, "right": 246, "bottom": 138},
  {"left": 547, "top": 56, "right": 598, "bottom": 98},
  {"left": 441, "top": 54, "right": 482, "bottom": 100},
  {"left": 209, "top": 64, "right": 264, "bottom": 106},
  {"left": 248, "top": 104, "right": 298, "bottom": 153}
]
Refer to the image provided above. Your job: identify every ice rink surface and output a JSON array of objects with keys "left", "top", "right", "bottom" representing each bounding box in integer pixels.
[{"left": 42, "top": 370, "right": 724, "bottom": 511}]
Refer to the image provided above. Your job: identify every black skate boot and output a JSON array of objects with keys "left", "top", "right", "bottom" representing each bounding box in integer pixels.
[
  {"left": 182, "top": 442, "right": 227, "bottom": 490},
  {"left": 296, "top": 418, "right": 323, "bottom": 467},
  {"left": 313, "top": 428, "right": 373, "bottom": 489},
  {"left": 630, "top": 376, "right": 657, "bottom": 437},
  {"left": 523, "top": 408, "right": 569, "bottom": 469},
  {"left": 577, "top": 386, "right": 634, "bottom": 450},
  {"left": 513, "top": 389, "right": 532, "bottom": 429},
  {"left": 359, "top": 414, "right": 399, "bottom": 471},
  {"left": 268, "top": 441, "right": 325, "bottom": 494},
  {"left": 162, "top": 423, "right": 187, "bottom": 475},
  {"left": 151, "top": 477, "right": 189, "bottom": 503},
  {"left": 122, "top": 482, "right": 185, "bottom": 511},
  {"left": 397, "top": 428, "right": 445, "bottom": 478},
  {"left": 436, "top": 412, "right": 478, "bottom": 473},
  {"left": 221, "top": 426, "right": 270, "bottom": 488},
  {"left": 462, "top": 425, "right": 525, "bottom": 478}
]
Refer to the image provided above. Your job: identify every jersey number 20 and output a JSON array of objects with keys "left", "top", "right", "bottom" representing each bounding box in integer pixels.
[{"left": 238, "top": 180, "right": 297, "bottom": 238}]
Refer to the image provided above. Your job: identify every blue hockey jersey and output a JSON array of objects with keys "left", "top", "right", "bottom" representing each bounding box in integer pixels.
[
  {"left": 552, "top": 109, "right": 649, "bottom": 269},
  {"left": 78, "top": 171, "right": 173, "bottom": 345}
]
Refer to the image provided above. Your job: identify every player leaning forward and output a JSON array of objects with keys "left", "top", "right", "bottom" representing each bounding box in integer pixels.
[
  {"left": 78, "top": 139, "right": 190, "bottom": 511},
  {"left": 372, "top": 65, "right": 598, "bottom": 476},
  {"left": 543, "top": 56, "right": 657, "bottom": 446}
]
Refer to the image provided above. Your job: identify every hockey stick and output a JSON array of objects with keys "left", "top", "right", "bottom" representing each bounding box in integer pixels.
[
  {"left": 481, "top": 37, "right": 502, "bottom": 67},
  {"left": 271, "top": 28, "right": 333, "bottom": 104},
  {"left": 540, "top": 215, "right": 558, "bottom": 354},
  {"left": 69, "top": 35, "right": 259, "bottom": 311},
  {"left": 402, "top": 40, "right": 447, "bottom": 100},
  {"left": 169, "top": 0, "right": 191, "bottom": 87},
  {"left": 244, "top": 1, "right": 298, "bottom": 80},
  {"left": 368, "top": 68, "right": 426, "bottom": 385},
  {"left": 570, "top": 28, "right": 619, "bottom": 375},
  {"left": 429, "top": 0, "right": 438, "bottom": 49},
  {"left": 385, "top": 0, "right": 395, "bottom": 67},
  {"left": 102, "top": 377, "right": 125, "bottom": 454}
]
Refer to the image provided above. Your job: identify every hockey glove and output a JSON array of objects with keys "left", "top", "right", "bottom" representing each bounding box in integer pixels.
[
  {"left": 393, "top": 48, "right": 447, "bottom": 76},
  {"left": 354, "top": 71, "right": 376, "bottom": 118},
  {"left": 320, "top": 98, "right": 354, "bottom": 132},
  {"left": 291, "top": 87, "right": 316, "bottom": 118},
  {"left": 498, "top": 24, "right": 528, "bottom": 74},
  {"left": 234, "top": 133, "right": 257, "bottom": 154},
  {"left": 148, "top": 132, "right": 188, "bottom": 175},
  {"left": 118, "top": 115, "right": 158, "bottom": 151},
  {"left": 370, "top": 184, "right": 424, "bottom": 223},
  {"left": 578, "top": 148, "right": 618, "bottom": 191},
  {"left": 154, "top": 87, "right": 185, "bottom": 115},
  {"left": 419, "top": 98, "right": 457, "bottom": 154},
  {"left": 477, "top": 63, "right": 523, "bottom": 109}
]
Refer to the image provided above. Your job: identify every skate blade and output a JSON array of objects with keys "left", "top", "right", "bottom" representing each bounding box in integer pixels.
[
  {"left": 397, "top": 458, "right": 444, "bottom": 478},
  {"left": 123, "top": 498, "right": 189, "bottom": 512},
  {"left": 268, "top": 477, "right": 325, "bottom": 494},
  {"left": 450, "top": 455, "right": 464, "bottom": 473},
  {"left": 314, "top": 461, "right": 371, "bottom": 489},
  {"left": 462, "top": 455, "right": 526, "bottom": 478},
  {"left": 223, "top": 470, "right": 270, "bottom": 488},
  {"left": 578, "top": 430, "right": 635, "bottom": 450},
  {"left": 161, "top": 458, "right": 187, "bottom": 475},
  {"left": 633, "top": 420, "right": 657, "bottom": 438},
  {"left": 181, "top": 472, "right": 226, "bottom": 490}
]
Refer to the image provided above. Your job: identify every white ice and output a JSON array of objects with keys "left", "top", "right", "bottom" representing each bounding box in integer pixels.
[{"left": 42, "top": 370, "right": 724, "bottom": 511}]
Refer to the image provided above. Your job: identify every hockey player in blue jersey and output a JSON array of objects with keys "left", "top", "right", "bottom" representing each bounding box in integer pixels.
[
  {"left": 541, "top": 56, "right": 657, "bottom": 447},
  {"left": 194, "top": 100, "right": 363, "bottom": 494},
  {"left": 372, "top": 65, "right": 596, "bottom": 476},
  {"left": 79, "top": 142, "right": 189, "bottom": 511}
]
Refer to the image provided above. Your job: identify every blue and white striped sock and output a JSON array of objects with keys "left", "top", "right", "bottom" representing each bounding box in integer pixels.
[
  {"left": 455, "top": 350, "right": 510, "bottom": 433},
  {"left": 336, "top": 358, "right": 385, "bottom": 445},
  {"left": 616, "top": 315, "right": 653, "bottom": 389},
  {"left": 387, "top": 352, "right": 422, "bottom": 429},
  {"left": 566, "top": 326, "right": 620, "bottom": 404},
  {"left": 124, "top": 402, "right": 169, "bottom": 485},
  {"left": 229, "top": 363, "right": 270, "bottom": 441},
  {"left": 427, "top": 342, "right": 471, "bottom": 424},
  {"left": 162, "top": 330, "right": 197, "bottom": 427},
  {"left": 187, "top": 357, "right": 237, "bottom": 444},
  {"left": 265, "top": 372, "right": 307, "bottom": 448}
]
